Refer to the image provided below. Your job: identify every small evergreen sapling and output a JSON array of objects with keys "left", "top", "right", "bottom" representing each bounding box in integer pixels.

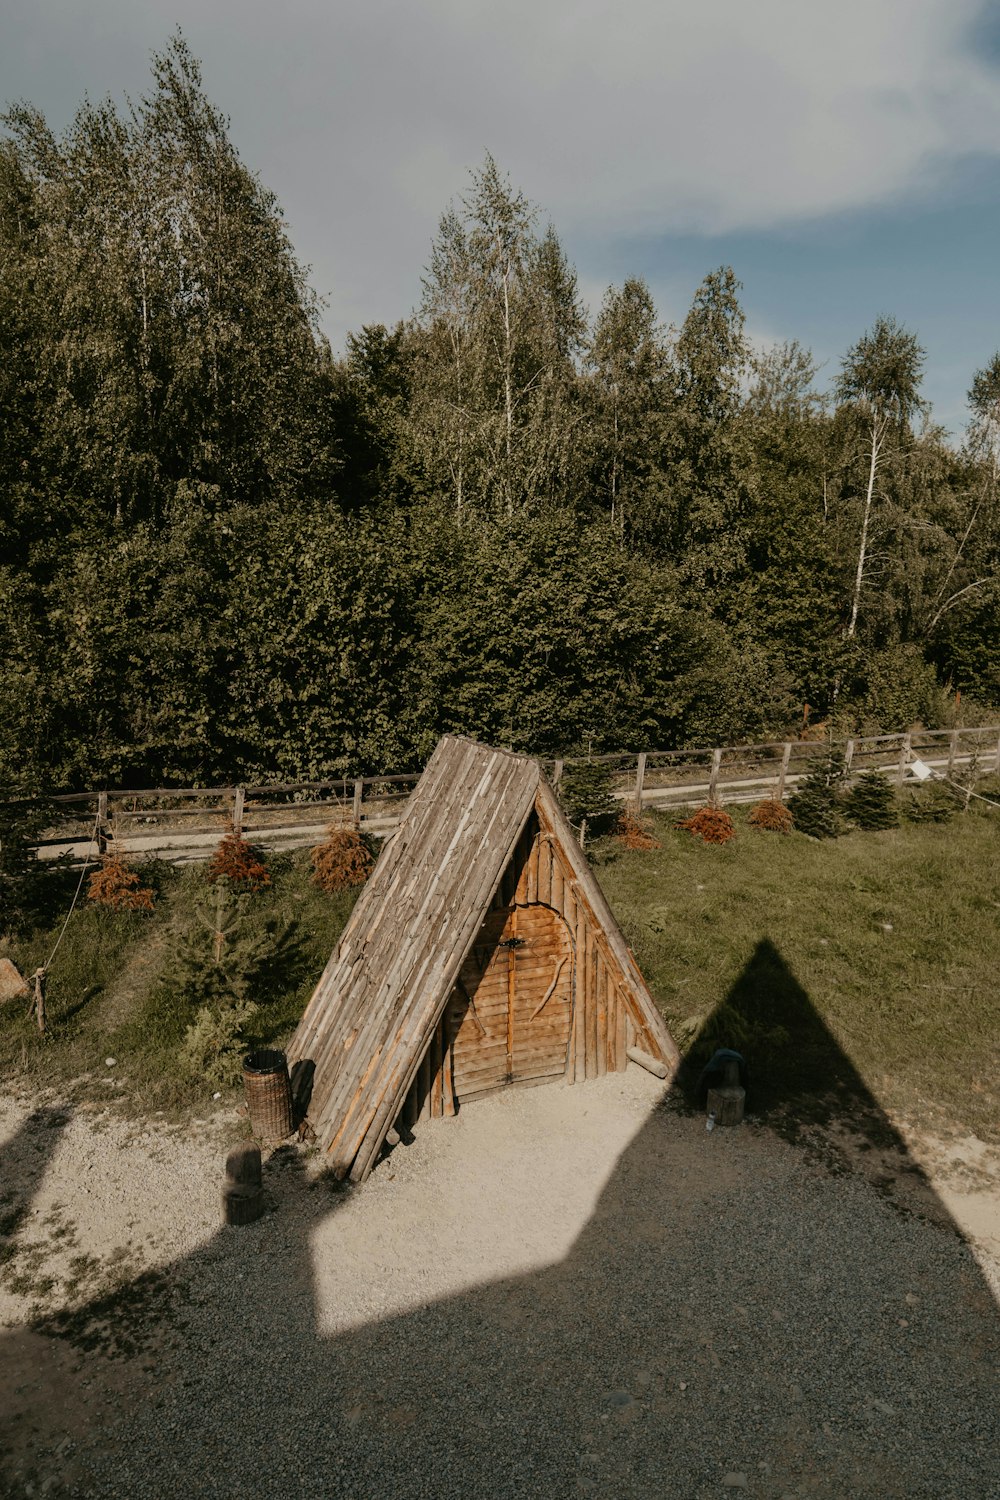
[
  {"left": 558, "top": 762, "right": 618, "bottom": 838},
  {"left": 677, "top": 806, "right": 735, "bottom": 844},
  {"left": 748, "top": 798, "right": 793, "bottom": 834},
  {"left": 207, "top": 832, "right": 270, "bottom": 891},
  {"left": 87, "top": 855, "right": 156, "bottom": 912},
  {"left": 901, "top": 781, "right": 958, "bottom": 824},
  {"left": 787, "top": 750, "right": 843, "bottom": 839},
  {"left": 843, "top": 770, "right": 899, "bottom": 830},
  {"left": 615, "top": 812, "right": 661, "bottom": 850},
  {"left": 172, "top": 879, "right": 277, "bottom": 1088},
  {"left": 311, "top": 825, "right": 374, "bottom": 892}
]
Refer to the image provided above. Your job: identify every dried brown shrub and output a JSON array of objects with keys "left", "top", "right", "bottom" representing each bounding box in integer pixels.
[
  {"left": 87, "top": 856, "right": 155, "bottom": 911},
  {"left": 207, "top": 832, "right": 271, "bottom": 891},
  {"left": 676, "top": 805, "right": 735, "bottom": 845},
  {"left": 615, "top": 812, "right": 662, "bottom": 850},
  {"left": 748, "top": 798, "right": 794, "bottom": 834},
  {"left": 311, "top": 825, "right": 373, "bottom": 892}
]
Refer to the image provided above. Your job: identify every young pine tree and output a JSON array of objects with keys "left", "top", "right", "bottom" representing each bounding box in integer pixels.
[{"left": 843, "top": 770, "right": 899, "bottom": 830}]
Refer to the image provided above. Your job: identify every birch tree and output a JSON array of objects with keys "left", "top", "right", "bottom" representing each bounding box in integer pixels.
[
  {"left": 412, "top": 156, "right": 586, "bottom": 516},
  {"left": 835, "top": 317, "right": 925, "bottom": 639}
]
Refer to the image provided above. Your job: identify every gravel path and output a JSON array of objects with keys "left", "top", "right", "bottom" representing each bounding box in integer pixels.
[{"left": 1, "top": 1072, "right": 998, "bottom": 1500}]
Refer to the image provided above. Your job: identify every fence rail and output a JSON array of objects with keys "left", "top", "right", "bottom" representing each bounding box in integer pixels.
[{"left": 16, "top": 725, "right": 1000, "bottom": 866}]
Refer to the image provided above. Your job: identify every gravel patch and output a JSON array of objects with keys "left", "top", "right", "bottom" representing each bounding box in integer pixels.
[{"left": 1, "top": 1073, "right": 998, "bottom": 1499}]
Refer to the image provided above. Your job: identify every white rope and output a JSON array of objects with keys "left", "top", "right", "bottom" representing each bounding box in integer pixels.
[
  {"left": 923, "top": 769, "right": 1000, "bottom": 811},
  {"left": 40, "top": 814, "right": 102, "bottom": 975}
]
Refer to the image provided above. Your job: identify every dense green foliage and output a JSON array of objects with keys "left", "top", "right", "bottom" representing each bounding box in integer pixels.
[{"left": 2, "top": 37, "right": 998, "bottom": 797}]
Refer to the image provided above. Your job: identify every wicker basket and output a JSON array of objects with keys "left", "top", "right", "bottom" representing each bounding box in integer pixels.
[{"left": 243, "top": 1049, "right": 293, "bottom": 1142}]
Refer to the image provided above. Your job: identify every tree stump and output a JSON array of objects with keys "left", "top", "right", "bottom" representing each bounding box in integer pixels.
[
  {"left": 222, "top": 1143, "right": 263, "bottom": 1226},
  {"left": 706, "top": 1084, "right": 745, "bottom": 1127},
  {"left": 707, "top": 1056, "right": 745, "bottom": 1126}
]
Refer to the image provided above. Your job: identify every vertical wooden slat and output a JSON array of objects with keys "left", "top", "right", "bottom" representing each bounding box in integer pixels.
[
  {"left": 586, "top": 927, "right": 599, "bottom": 1081},
  {"left": 843, "top": 738, "right": 855, "bottom": 775},
  {"left": 232, "top": 786, "right": 245, "bottom": 838},
  {"left": 526, "top": 834, "right": 538, "bottom": 903},
  {"left": 550, "top": 851, "right": 564, "bottom": 918},
  {"left": 428, "top": 1024, "right": 440, "bottom": 1119},
  {"left": 776, "top": 743, "right": 792, "bottom": 801},
  {"left": 553, "top": 759, "right": 564, "bottom": 786},
  {"left": 442, "top": 1021, "right": 456, "bottom": 1116},
  {"left": 614, "top": 980, "right": 628, "bottom": 1071},
  {"left": 353, "top": 778, "right": 364, "bottom": 826},
  {"left": 595, "top": 956, "right": 608, "bottom": 1078},
  {"left": 574, "top": 898, "right": 587, "bottom": 1084},
  {"left": 537, "top": 835, "right": 553, "bottom": 907},
  {"left": 947, "top": 729, "right": 960, "bottom": 779}
]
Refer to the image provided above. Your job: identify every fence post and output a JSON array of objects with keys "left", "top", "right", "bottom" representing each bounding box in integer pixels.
[
  {"left": 232, "top": 786, "right": 245, "bottom": 839},
  {"left": 708, "top": 748, "right": 722, "bottom": 804},
  {"left": 776, "top": 743, "right": 792, "bottom": 801},
  {"left": 634, "top": 753, "right": 646, "bottom": 814},
  {"left": 97, "top": 791, "right": 108, "bottom": 855},
  {"left": 843, "top": 738, "right": 855, "bottom": 775},
  {"left": 995, "top": 729, "right": 1000, "bottom": 775},
  {"left": 897, "top": 731, "right": 912, "bottom": 786},
  {"left": 352, "top": 779, "right": 364, "bottom": 826},
  {"left": 553, "top": 759, "right": 564, "bottom": 787},
  {"left": 947, "top": 729, "right": 960, "bottom": 779}
]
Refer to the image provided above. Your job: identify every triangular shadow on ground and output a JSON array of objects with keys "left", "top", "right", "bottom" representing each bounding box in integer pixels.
[{"left": 1, "top": 939, "right": 997, "bottom": 1499}]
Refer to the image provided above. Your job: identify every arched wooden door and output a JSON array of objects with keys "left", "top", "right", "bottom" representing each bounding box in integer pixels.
[{"left": 446, "top": 903, "right": 574, "bottom": 1102}]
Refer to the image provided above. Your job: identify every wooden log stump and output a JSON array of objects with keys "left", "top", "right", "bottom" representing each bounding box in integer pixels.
[
  {"left": 706, "top": 1083, "right": 745, "bottom": 1127},
  {"left": 222, "top": 1143, "right": 264, "bottom": 1226}
]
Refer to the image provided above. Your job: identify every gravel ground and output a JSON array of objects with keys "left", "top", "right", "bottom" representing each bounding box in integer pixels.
[{"left": 1, "top": 1072, "right": 998, "bottom": 1500}]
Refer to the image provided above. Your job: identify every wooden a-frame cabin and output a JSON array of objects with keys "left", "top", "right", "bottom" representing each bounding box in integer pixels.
[{"left": 288, "top": 736, "right": 678, "bottom": 1182}]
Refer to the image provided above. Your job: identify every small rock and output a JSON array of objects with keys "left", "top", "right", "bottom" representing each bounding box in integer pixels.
[
  {"left": 722, "top": 1476, "right": 748, "bottom": 1490},
  {"left": 605, "top": 1390, "right": 632, "bottom": 1408},
  {"left": 881, "top": 922, "right": 893, "bottom": 932},
  {"left": 905, "top": 1292, "right": 919, "bottom": 1305},
  {"left": 105, "top": 1057, "right": 117, "bottom": 1067},
  {"left": 678, "top": 1381, "right": 687, "bottom": 1391},
  {"left": 212, "top": 1092, "right": 221, "bottom": 1100}
]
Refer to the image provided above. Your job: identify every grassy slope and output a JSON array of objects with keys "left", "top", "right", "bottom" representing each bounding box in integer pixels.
[
  {"left": 596, "top": 802, "right": 1000, "bottom": 1140},
  {"left": 1, "top": 853, "right": 359, "bottom": 1113},
  {"left": 1, "top": 807, "right": 997, "bottom": 1138}
]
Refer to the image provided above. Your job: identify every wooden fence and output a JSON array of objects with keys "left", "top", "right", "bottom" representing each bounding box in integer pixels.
[{"left": 19, "top": 724, "right": 1000, "bottom": 866}]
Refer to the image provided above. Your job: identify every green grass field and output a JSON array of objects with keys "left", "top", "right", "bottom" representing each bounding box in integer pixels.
[
  {"left": 2, "top": 803, "right": 997, "bottom": 1139},
  {"left": 597, "top": 800, "right": 999, "bottom": 1140}
]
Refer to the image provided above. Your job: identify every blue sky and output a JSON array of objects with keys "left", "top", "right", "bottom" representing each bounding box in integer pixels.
[{"left": 3, "top": 0, "right": 1000, "bottom": 437}]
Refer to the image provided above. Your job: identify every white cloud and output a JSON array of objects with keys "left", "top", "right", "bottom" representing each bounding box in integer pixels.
[{"left": 2, "top": 0, "right": 999, "bottom": 346}]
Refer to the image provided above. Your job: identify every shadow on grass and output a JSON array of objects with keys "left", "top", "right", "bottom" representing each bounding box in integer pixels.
[
  {"left": 679, "top": 937, "right": 905, "bottom": 1149},
  {"left": 1, "top": 939, "right": 997, "bottom": 1499}
]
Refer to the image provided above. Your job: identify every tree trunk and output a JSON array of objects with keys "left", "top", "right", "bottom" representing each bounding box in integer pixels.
[{"left": 845, "top": 415, "right": 883, "bottom": 640}]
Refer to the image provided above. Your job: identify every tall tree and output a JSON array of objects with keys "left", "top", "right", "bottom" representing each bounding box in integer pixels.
[
  {"left": 587, "top": 278, "right": 668, "bottom": 534},
  {"left": 411, "top": 156, "right": 586, "bottom": 516},
  {"left": 835, "top": 316, "right": 925, "bottom": 640},
  {"left": 664, "top": 267, "right": 753, "bottom": 591}
]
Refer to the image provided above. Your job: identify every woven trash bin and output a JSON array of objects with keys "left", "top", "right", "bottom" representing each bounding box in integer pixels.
[{"left": 243, "top": 1049, "right": 293, "bottom": 1142}]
